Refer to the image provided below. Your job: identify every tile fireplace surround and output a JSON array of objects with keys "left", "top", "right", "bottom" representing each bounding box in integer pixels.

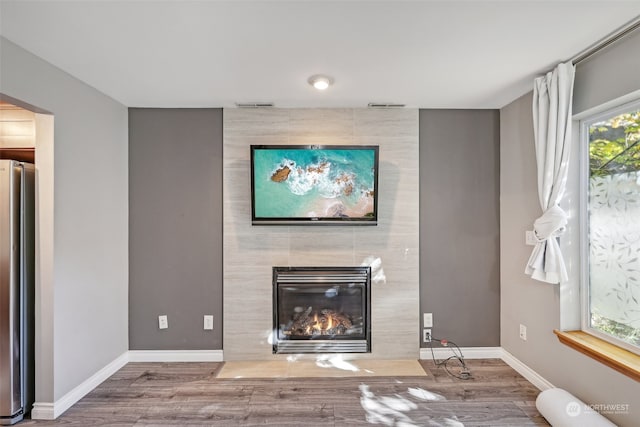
[{"left": 223, "top": 108, "right": 419, "bottom": 360}]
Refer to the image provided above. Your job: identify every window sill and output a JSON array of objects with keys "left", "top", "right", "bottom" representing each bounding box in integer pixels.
[{"left": 554, "top": 330, "right": 640, "bottom": 382}]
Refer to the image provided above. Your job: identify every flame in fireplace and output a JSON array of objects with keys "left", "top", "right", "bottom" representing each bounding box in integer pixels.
[{"left": 285, "top": 307, "right": 354, "bottom": 336}]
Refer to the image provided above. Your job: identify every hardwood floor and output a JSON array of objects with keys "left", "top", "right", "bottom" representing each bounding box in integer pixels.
[{"left": 23, "top": 359, "right": 549, "bottom": 426}]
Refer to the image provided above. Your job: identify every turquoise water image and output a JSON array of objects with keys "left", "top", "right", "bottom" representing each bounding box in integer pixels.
[{"left": 253, "top": 148, "right": 376, "bottom": 218}]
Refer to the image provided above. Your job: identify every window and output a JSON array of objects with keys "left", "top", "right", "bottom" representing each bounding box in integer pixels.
[{"left": 581, "top": 101, "right": 640, "bottom": 355}]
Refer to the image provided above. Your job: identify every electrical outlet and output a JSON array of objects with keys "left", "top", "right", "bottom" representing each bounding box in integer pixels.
[
  {"left": 423, "top": 313, "right": 433, "bottom": 328},
  {"left": 423, "top": 329, "right": 432, "bottom": 342},
  {"left": 158, "top": 315, "right": 168, "bottom": 330},
  {"left": 519, "top": 324, "right": 527, "bottom": 341},
  {"left": 204, "top": 315, "right": 214, "bottom": 330},
  {"left": 525, "top": 230, "right": 537, "bottom": 246}
]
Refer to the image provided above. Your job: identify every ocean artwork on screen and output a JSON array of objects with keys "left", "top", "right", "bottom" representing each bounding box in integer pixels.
[{"left": 251, "top": 146, "right": 378, "bottom": 224}]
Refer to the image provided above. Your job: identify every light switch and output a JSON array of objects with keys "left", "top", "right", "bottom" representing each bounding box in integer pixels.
[
  {"left": 423, "top": 313, "right": 433, "bottom": 328},
  {"left": 204, "top": 315, "right": 214, "bottom": 330},
  {"left": 158, "top": 315, "right": 168, "bottom": 329}
]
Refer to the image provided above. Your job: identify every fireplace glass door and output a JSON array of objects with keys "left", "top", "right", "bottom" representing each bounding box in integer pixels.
[{"left": 273, "top": 266, "right": 371, "bottom": 354}]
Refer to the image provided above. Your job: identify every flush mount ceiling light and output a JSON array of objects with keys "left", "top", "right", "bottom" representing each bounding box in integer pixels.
[{"left": 308, "top": 75, "right": 334, "bottom": 91}]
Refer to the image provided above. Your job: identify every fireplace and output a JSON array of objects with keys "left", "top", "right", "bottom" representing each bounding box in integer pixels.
[{"left": 272, "top": 266, "right": 371, "bottom": 354}]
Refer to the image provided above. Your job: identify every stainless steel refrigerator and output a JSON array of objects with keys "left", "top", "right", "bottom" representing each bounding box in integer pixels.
[{"left": 0, "top": 160, "right": 35, "bottom": 425}]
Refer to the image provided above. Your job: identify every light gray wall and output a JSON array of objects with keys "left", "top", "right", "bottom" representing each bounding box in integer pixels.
[
  {"left": 419, "top": 110, "right": 500, "bottom": 347},
  {"left": 223, "top": 108, "right": 420, "bottom": 360},
  {"left": 0, "top": 37, "right": 129, "bottom": 401},
  {"left": 500, "top": 29, "right": 640, "bottom": 424},
  {"left": 128, "top": 108, "right": 223, "bottom": 350},
  {"left": 573, "top": 27, "right": 640, "bottom": 115}
]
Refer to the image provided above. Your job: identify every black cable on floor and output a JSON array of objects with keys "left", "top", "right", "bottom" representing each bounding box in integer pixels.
[{"left": 428, "top": 336, "right": 472, "bottom": 380}]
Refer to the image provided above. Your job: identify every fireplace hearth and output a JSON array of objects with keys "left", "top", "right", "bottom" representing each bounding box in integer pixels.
[{"left": 272, "top": 266, "right": 371, "bottom": 354}]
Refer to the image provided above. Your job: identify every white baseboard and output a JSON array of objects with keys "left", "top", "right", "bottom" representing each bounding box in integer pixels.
[
  {"left": 500, "top": 349, "right": 555, "bottom": 391},
  {"left": 128, "top": 350, "right": 224, "bottom": 362},
  {"left": 30, "top": 402, "right": 55, "bottom": 421},
  {"left": 31, "top": 351, "right": 129, "bottom": 420},
  {"left": 420, "top": 346, "right": 503, "bottom": 360}
]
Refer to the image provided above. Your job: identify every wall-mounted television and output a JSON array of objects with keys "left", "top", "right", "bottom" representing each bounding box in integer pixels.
[{"left": 251, "top": 145, "right": 379, "bottom": 225}]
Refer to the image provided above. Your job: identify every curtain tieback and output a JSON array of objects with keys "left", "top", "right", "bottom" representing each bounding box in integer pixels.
[{"left": 533, "top": 205, "right": 567, "bottom": 242}]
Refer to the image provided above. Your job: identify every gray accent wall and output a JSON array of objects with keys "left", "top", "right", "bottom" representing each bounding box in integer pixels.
[
  {"left": 0, "top": 37, "right": 129, "bottom": 402},
  {"left": 500, "top": 29, "right": 640, "bottom": 426},
  {"left": 419, "top": 110, "right": 500, "bottom": 347},
  {"left": 129, "top": 108, "right": 223, "bottom": 350}
]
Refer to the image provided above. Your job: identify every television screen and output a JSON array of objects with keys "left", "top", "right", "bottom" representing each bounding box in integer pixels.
[{"left": 251, "top": 145, "right": 379, "bottom": 225}]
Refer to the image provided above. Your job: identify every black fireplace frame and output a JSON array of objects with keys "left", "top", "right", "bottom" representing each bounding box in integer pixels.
[{"left": 272, "top": 266, "right": 371, "bottom": 354}]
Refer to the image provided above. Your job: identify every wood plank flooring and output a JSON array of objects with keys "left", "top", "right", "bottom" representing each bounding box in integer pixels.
[{"left": 22, "top": 359, "right": 549, "bottom": 426}]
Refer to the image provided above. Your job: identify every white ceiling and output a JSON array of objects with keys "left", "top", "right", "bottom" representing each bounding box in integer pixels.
[{"left": 1, "top": 1, "right": 639, "bottom": 109}]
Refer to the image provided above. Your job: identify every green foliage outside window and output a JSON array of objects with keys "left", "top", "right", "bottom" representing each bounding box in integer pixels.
[
  {"left": 589, "top": 111, "right": 640, "bottom": 177},
  {"left": 591, "top": 313, "right": 640, "bottom": 347}
]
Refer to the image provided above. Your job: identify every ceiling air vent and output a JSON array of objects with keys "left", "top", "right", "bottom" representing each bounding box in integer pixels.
[
  {"left": 235, "top": 102, "right": 275, "bottom": 108},
  {"left": 367, "top": 103, "right": 406, "bottom": 108},
  {"left": 367, "top": 102, "right": 406, "bottom": 108}
]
